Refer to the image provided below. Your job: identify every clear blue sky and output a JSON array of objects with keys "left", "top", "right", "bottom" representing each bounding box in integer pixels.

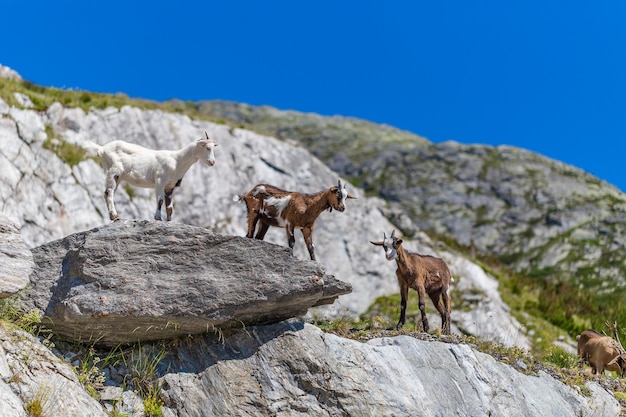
[{"left": 3, "top": 2, "right": 626, "bottom": 191}]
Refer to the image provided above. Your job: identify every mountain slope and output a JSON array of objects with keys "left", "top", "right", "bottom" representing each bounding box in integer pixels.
[
  {"left": 0, "top": 77, "right": 536, "bottom": 347},
  {"left": 194, "top": 100, "right": 626, "bottom": 334}
]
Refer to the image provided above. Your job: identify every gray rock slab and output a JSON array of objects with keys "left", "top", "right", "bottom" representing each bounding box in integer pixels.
[
  {"left": 24, "top": 220, "right": 351, "bottom": 346},
  {"left": 0, "top": 326, "right": 108, "bottom": 417},
  {"left": 159, "top": 322, "right": 620, "bottom": 417}
]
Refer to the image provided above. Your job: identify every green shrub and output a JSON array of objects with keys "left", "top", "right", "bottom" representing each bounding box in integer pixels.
[{"left": 25, "top": 399, "right": 43, "bottom": 417}]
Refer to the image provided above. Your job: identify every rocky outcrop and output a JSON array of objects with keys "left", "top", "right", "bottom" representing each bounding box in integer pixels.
[
  {"left": 157, "top": 322, "right": 618, "bottom": 417},
  {"left": 0, "top": 325, "right": 108, "bottom": 417},
  {"left": 0, "top": 321, "right": 618, "bottom": 417},
  {"left": 0, "top": 64, "right": 21, "bottom": 81},
  {"left": 23, "top": 220, "right": 350, "bottom": 346},
  {"left": 0, "top": 213, "right": 32, "bottom": 298}
]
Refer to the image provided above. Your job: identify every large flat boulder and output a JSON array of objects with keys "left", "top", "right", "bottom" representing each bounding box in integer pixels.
[{"left": 23, "top": 220, "right": 351, "bottom": 346}]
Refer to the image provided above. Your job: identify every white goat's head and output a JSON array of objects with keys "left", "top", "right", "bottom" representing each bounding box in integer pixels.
[
  {"left": 327, "top": 179, "right": 357, "bottom": 212},
  {"left": 197, "top": 131, "right": 218, "bottom": 166},
  {"left": 370, "top": 229, "right": 402, "bottom": 261}
]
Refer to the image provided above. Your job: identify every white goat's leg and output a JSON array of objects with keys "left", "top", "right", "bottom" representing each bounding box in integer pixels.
[
  {"left": 165, "top": 190, "right": 174, "bottom": 221},
  {"left": 154, "top": 183, "right": 166, "bottom": 221},
  {"left": 104, "top": 174, "right": 120, "bottom": 221}
]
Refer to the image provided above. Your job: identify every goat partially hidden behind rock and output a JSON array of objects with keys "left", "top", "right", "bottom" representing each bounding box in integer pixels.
[
  {"left": 234, "top": 179, "right": 356, "bottom": 261},
  {"left": 577, "top": 329, "right": 626, "bottom": 377},
  {"left": 370, "top": 230, "right": 452, "bottom": 334},
  {"left": 83, "top": 132, "right": 217, "bottom": 221}
]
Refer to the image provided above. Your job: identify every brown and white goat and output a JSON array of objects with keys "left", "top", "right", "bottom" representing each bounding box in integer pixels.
[
  {"left": 83, "top": 132, "right": 217, "bottom": 221},
  {"left": 577, "top": 329, "right": 626, "bottom": 376},
  {"left": 234, "top": 179, "right": 356, "bottom": 260},
  {"left": 370, "top": 230, "right": 452, "bottom": 334}
]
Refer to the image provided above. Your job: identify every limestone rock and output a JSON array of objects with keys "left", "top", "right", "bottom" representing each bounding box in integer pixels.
[
  {"left": 24, "top": 220, "right": 351, "bottom": 346},
  {"left": 0, "top": 213, "right": 33, "bottom": 298},
  {"left": 0, "top": 326, "right": 107, "bottom": 417},
  {"left": 0, "top": 65, "right": 21, "bottom": 81},
  {"left": 158, "top": 322, "right": 619, "bottom": 417}
]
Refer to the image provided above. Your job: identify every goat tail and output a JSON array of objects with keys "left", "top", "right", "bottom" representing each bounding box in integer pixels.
[{"left": 80, "top": 140, "right": 103, "bottom": 157}]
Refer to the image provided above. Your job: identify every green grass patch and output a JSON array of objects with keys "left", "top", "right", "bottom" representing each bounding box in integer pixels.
[
  {"left": 43, "top": 136, "right": 88, "bottom": 167},
  {"left": 541, "top": 345, "right": 579, "bottom": 369}
]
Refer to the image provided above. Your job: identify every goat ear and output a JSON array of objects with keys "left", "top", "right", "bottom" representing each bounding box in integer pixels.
[
  {"left": 395, "top": 238, "right": 403, "bottom": 246},
  {"left": 346, "top": 193, "right": 357, "bottom": 199},
  {"left": 370, "top": 240, "right": 384, "bottom": 246}
]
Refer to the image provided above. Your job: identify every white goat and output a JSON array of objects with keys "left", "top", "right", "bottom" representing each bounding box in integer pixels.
[
  {"left": 83, "top": 132, "right": 217, "bottom": 221},
  {"left": 234, "top": 179, "right": 357, "bottom": 260}
]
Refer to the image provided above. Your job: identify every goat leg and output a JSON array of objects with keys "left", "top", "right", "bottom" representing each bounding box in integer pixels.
[
  {"left": 441, "top": 289, "right": 450, "bottom": 334},
  {"left": 417, "top": 285, "right": 430, "bottom": 333},
  {"left": 155, "top": 198, "right": 163, "bottom": 221},
  {"left": 430, "top": 292, "right": 450, "bottom": 335},
  {"left": 104, "top": 189, "right": 119, "bottom": 221},
  {"left": 301, "top": 227, "right": 316, "bottom": 261},
  {"left": 165, "top": 191, "right": 174, "bottom": 221},
  {"left": 255, "top": 222, "right": 270, "bottom": 240},
  {"left": 396, "top": 282, "right": 409, "bottom": 330},
  {"left": 154, "top": 184, "right": 166, "bottom": 221},
  {"left": 104, "top": 175, "right": 119, "bottom": 221},
  {"left": 286, "top": 227, "right": 296, "bottom": 250}
]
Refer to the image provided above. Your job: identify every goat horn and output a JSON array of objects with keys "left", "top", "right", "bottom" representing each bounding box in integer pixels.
[
  {"left": 338, "top": 179, "right": 342, "bottom": 188},
  {"left": 383, "top": 232, "right": 387, "bottom": 240},
  {"left": 391, "top": 230, "right": 396, "bottom": 238},
  {"left": 205, "top": 131, "right": 210, "bottom": 140}
]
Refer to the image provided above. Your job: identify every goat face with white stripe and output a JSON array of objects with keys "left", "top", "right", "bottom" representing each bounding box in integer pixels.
[
  {"left": 328, "top": 179, "right": 354, "bottom": 212},
  {"left": 371, "top": 229, "right": 401, "bottom": 261}
]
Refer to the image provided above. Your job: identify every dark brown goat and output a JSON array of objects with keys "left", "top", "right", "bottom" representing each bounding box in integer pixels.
[
  {"left": 234, "top": 179, "right": 356, "bottom": 260},
  {"left": 577, "top": 329, "right": 626, "bottom": 376},
  {"left": 370, "top": 230, "right": 452, "bottom": 334}
]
